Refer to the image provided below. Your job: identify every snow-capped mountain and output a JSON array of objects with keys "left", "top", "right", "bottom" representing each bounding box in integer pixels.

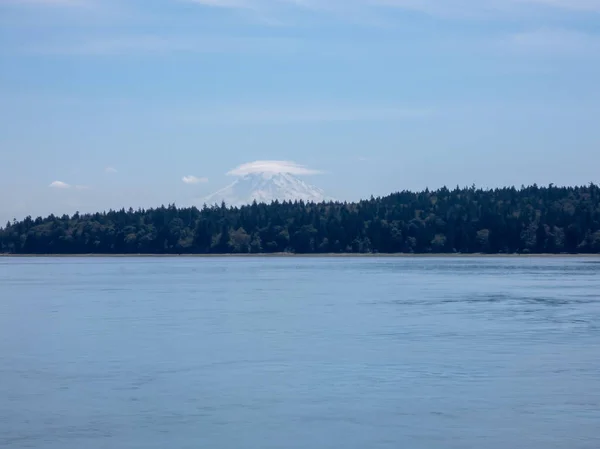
[{"left": 203, "top": 172, "right": 333, "bottom": 207}]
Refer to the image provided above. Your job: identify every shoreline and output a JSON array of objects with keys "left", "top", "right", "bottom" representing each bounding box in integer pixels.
[{"left": 1, "top": 253, "right": 599, "bottom": 258}]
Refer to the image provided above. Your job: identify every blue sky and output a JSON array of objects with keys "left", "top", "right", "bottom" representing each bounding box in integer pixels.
[{"left": 1, "top": 0, "right": 599, "bottom": 223}]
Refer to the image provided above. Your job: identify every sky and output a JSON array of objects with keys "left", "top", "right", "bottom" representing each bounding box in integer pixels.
[{"left": 1, "top": 0, "right": 599, "bottom": 223}]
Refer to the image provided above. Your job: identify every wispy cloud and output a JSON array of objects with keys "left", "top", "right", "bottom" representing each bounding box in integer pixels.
[
  {"left": 228, "top": 160, "right": 322, "bottom": 176},
  {"left": 48, "top": 180, "right": 89, "bottom": 189},
  {"left": 105, "top": 166, "right": 118, "bottom": 173},
  {"left": 26, "top": 35, "right": 304, "bottom": 56},
  {"left": 187, "top": 0, "right": 600, "bottom": 17},
  {"left": 182, "top": 175, "right": 208, "bottom": 184},
  {"left": 506, "top": 29, "right": 600, "bottom": 54},
  {"left": 10, "top": 0, "right": 599, "bottom": 59},
  {"left": 3, "top": 0, "right": 90, "bottom": 7},
  {"left": 181, "top": 104, "right": 431, "bottom": 125},
  {"left": 516, "top": 0, "right": 600, "bottom": 13},
  {"left": 187, "top": 0, "right": 255, "bottom": 8},
  {"left": 49, "top": 180, "right": 71, "bottom": 189}
]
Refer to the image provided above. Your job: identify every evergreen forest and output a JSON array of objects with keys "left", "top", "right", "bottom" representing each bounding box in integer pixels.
[{"left": 2, "top": 184, "right": 600, "bottom": 254}]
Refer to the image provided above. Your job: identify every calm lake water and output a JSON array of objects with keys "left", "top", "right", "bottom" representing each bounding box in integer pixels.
[{"left": 1, "top": 257, "right": 599, "bottom": 449}]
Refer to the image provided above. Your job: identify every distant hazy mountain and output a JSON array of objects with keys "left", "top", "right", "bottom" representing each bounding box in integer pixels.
[{"left": 203, "top": 172, "right": 333, "bottom": 207}]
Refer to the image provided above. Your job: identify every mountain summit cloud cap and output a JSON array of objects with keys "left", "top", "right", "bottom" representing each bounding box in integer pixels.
[{"left": 227, "top": 160, "right": 322, "bottom": 176}]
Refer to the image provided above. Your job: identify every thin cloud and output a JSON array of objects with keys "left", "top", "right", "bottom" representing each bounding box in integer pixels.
[
  {"left": 182, "top": 175, "right": 209, "bottom": 184},
  {"left": 387, "top": 0, "right": 600, "bottom": 15},
  {"left": 228, "top": 160, "right": 322, "bottom": 176},
  {"left": 105, "top": 166, "right": 118, "bottom": 173},
  {"left": 506, "top": 29, "right": 600, "bottom": 54},
  {"left": 181, "top": 105, "right": 431, "bottom": 125},
  {"left": 49, "top": 180, "right": 71, "bottom": 189},
  {"left": 187, "top": 0, "right": 254, "bottom": 8},
  {"left": 515, "top": 0, "right": 600, "bottom": 12},
  {"left": 188, "top": 0, "right": 600, "bottom": 17},
  {"left": 29, "top": 35, "right": 303, "bottom": 56},
  {"left": 4, "top": 0, "right": 90, "bottom": 6},
  {"left": 48, "top": 181, "right": 90, "bottom": 189}
]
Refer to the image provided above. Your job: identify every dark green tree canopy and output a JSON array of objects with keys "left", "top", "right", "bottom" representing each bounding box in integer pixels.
[{"left": 2, "top": 184, "right": 600, "bottom": 254}]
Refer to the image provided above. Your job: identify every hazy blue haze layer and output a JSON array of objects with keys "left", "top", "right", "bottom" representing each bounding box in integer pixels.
[{"left": 1, "top": 257, "right": 599, "bottom": 448}]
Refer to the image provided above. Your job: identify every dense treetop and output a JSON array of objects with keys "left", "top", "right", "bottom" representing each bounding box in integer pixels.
[{"left": 2, "top": 184, "right": 600, "bottom": 254}]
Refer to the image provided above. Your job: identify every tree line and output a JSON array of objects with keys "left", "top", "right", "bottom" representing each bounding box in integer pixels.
[{"left": 2, "top": 184, "right": 600, "bottom": 254}]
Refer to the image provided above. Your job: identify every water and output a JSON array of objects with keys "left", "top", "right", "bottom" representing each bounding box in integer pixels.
[{"left": 1, "top": 257, "right": 599, "bottom": 449}]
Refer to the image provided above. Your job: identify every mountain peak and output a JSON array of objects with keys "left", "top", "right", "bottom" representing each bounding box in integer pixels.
[{"left": 203, "top": 172, "right": 333, "bottom": 207}]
